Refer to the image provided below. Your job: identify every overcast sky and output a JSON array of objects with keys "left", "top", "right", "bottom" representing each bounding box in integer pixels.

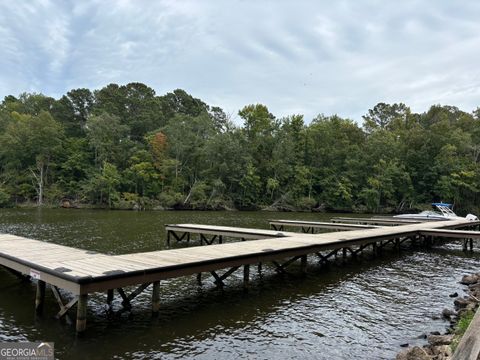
[{"left": 1, "top": 0, "right": 479, "bottom": 123}]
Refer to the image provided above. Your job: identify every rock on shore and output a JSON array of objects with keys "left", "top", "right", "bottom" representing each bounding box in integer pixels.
[{"left": 395, "top": 273, "right": 480, "bottom": 360}]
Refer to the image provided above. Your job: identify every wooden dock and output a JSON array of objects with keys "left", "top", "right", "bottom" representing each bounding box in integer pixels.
[
  {"left": 269, "top": 219, "right": 380, "bottom": 232},
  {"left": 418, "top": 228, "right": 480, "bottom": 251},
  {"left": 331, "top": 217, "right": 426, "bottom": 225},
  {"left": 165, "top": 224, "right": 297, "bottom": 246},
  {"left": 166, "top": 221, "right": 382, "bottom": 246},
  {"left": 1, "top": 218, "right": 479, "bottom": 333}
]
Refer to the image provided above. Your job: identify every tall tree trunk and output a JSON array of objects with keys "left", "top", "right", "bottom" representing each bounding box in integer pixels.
[
  {"left": 30, "top": 161, "right": 45, "bottom": 206},
  {"left": 38, "top": 164, "right": 44, "bottom": 206}
]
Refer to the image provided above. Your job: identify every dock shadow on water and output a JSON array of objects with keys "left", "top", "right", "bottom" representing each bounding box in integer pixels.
[{"left": 0, "top": 209, "right": 479, "bottom": 359}]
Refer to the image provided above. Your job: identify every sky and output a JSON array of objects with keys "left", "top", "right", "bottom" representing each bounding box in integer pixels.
[{"left": 1, "top": 0, "right": 480, "bottom": 124}]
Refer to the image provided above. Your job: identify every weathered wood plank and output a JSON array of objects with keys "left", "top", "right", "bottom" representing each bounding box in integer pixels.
[{"left": 452, "top": 307, "right": 480, "bottom": 360}]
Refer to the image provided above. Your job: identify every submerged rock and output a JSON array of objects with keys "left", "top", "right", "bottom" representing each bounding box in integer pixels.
[{"left": 448, "top": 292, "right": 458, "bottom": 298}]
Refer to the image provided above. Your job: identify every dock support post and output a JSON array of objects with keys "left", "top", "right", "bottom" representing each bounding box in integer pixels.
[
  {"left": 243, "top": 265, "right": 250, "bottom": 289},
  {"left": 152, "top": 281, "right": 160, "bottom": 315},
  {"left": 377, "top": 241, "right": 382, "bottom": 254},
  {"left": 197, "top": 272, "right": 202, "bottom": 285},
  {"left": 258, "top": 262, "right": 262, "bottom": 274},
  {"left": 107, "top": 289, "right": 114, "bottom": 307},
  {"left": 76, "top": 294, "right": 88, "bottom": 333},
  {"left": 411, "top": 236, "right": 417, "bottom": 249},
  {"left": 35, "top": 280, "right": 46, "bottom": 314},
  {"left": 300, "top": 255, "right": 307, "bottom": 273},
  {"left": 463, "top": 239, "right": 468, "bottom": 252},
  {"left": 424, "top": 236, "right": 431, "bottom": 248},
  {"left": 470, "top": 238, "right": 474, "bottom": 251}
]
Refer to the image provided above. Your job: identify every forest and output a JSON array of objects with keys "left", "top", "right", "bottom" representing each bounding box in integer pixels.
[{"left": 0, "top": 82, "right": 480, "bottom": 214}]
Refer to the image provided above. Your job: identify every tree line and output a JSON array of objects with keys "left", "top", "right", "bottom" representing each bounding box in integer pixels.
[{"left": 0, "top": 82, "right": 479, "bottom": 214}]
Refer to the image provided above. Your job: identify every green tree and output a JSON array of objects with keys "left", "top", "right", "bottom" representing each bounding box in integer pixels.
[
  {"left": 86, "top": 113, "right": 130, "bottom": 167},
  {"left": 52, "top": 88, "right": 94, "bottom": 137},
  {"left": 0, "top": 111, "right": 63, "bottom": 205},
  {"left": 239, "top": 163, "right": 261, "bottom": 208},
  {"left": 363, "top": 102, "right": 410, "bottom": 133},
  {"left": 159, "top": 89, "right": 209, "bottom": 120}
]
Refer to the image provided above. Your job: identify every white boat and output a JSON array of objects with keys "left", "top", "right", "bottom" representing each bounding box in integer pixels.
[{"left": 394, "top": 203, "right": 478, "bottom": 221}]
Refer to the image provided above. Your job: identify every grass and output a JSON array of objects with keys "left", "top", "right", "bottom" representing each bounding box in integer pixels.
[{"left": 450, "top": 310, "right": 476, "bottom": 352}]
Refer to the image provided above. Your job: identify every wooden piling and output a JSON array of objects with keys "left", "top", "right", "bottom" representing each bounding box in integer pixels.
[
  {"left": 152, "top": 281, "right": 160, "bottom": 314},
  {"left": 76, "top": 294, "right": 88, "bottom": 333},
  {"left": 107, "top": 289, "right": 114, "bottom": 306},
  {"left": 300, "top": 255, "right": 307, "bottom": 273},
  {"left": 243, "top": 265, "right": 250, "bottom": 289},
  {"left": 35, "top": 280, "right": 46, "bottom": 314}
]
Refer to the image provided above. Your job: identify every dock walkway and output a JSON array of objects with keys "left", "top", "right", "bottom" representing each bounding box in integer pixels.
[
  {"left": 165, "top": 224, "right": 297, "bottom": 246},
  {"left": 1, "top": 218, "right": 479, "bottom": 332}
]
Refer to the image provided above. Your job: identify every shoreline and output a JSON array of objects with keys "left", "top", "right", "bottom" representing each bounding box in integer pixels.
[
  {"left": 3, "top": 201, "right": 422, "bottom": 215},
  {"left": 396, "top": 273, "right": 480, "bottom": 360}
]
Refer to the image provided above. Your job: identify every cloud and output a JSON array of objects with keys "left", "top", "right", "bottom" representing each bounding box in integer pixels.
[{"left": 1, "top": 0, "right": 480, "bottom": 124}]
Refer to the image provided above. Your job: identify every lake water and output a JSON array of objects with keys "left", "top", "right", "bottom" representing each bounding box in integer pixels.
[{"left": 0, "top": 209, "right": 478, "bottom": 359}]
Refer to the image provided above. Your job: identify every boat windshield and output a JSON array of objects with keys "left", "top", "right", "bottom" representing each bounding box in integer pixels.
[{"left": 432, "top": 204, "right": 457, "bottom": 217}]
